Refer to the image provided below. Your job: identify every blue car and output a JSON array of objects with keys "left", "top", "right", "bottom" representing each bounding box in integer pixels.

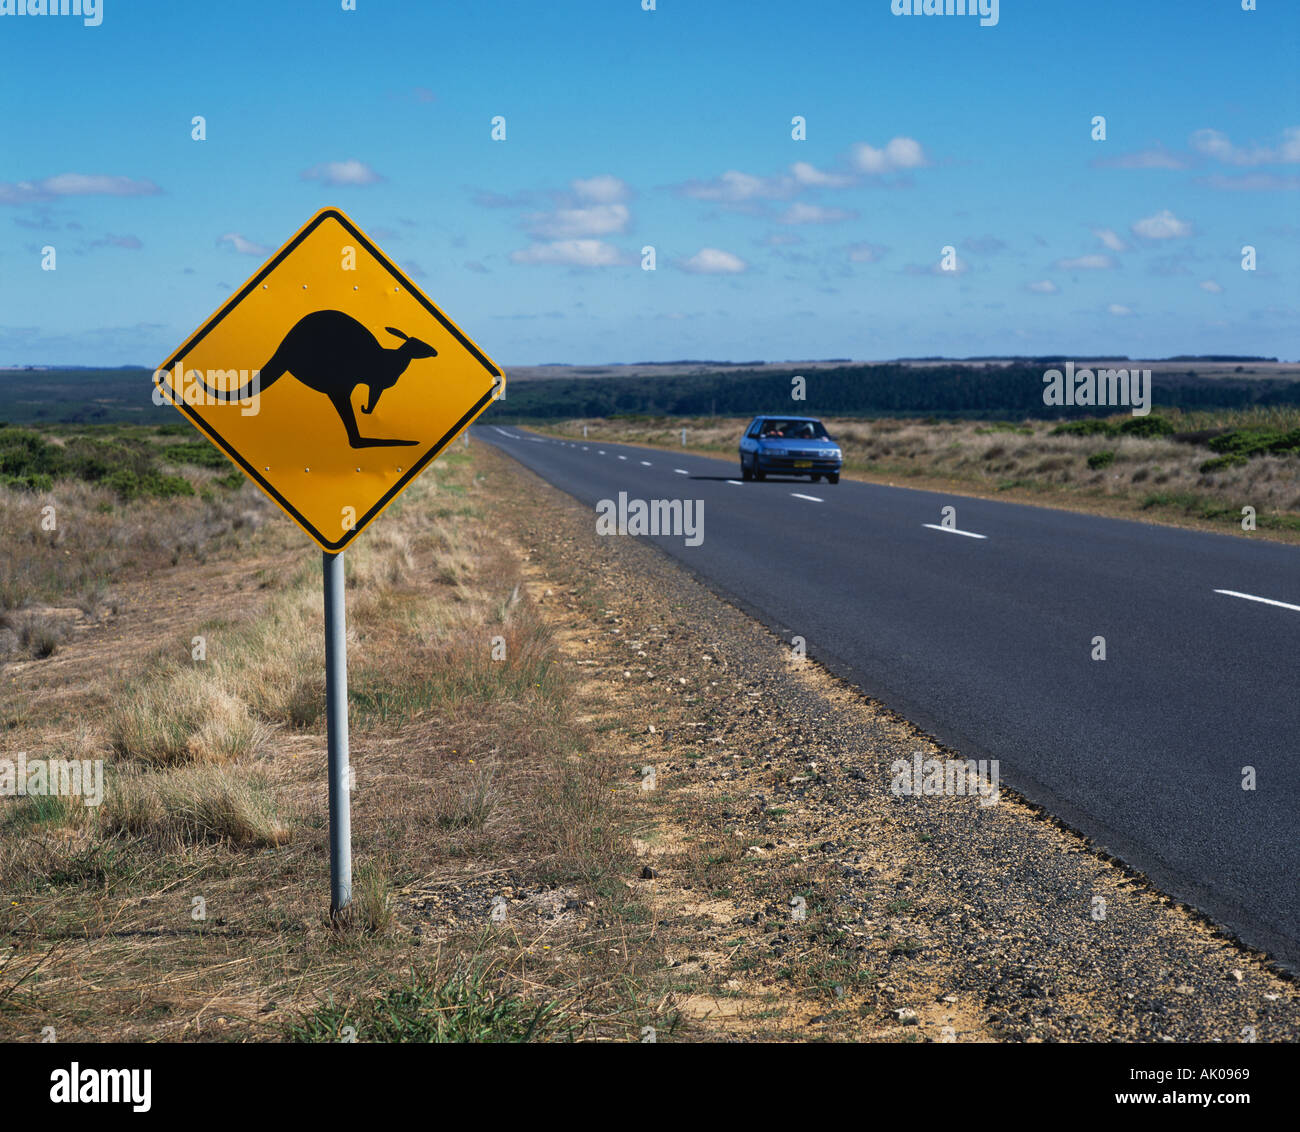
[{"left": 738, "top": 415, "right": 842, "bottom": 483}]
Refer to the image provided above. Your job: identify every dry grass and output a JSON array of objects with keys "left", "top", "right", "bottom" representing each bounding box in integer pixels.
[
  {"left": 108, "top": 674, "right": 270, "bottom": 766},
  {"left": 0, "top": 440, "right": 652, "bottom": 1043},
  {"left": 0, "top": 609, "right": 71, "bottom": 660},
  {"left": 430, "top": 761, "right": 501, "bottom": 830},
  {"left": 0, "top": 474, "right": 276, "bottom": 613},
  {"left": 98, "top": 766, "right": 288, "bottom": 848}
]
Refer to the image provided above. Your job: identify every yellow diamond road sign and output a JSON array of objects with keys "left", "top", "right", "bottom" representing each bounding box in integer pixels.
[{"left": 154, "top": 207, "right": 504, "bottom": 551}]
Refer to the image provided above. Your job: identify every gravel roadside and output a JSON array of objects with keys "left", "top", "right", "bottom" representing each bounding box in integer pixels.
[{"left": 483, "top": 441, "right": 1299, "bottom": 1042}]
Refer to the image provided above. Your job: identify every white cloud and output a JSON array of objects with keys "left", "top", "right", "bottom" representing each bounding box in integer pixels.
[
  {"left": 846, "top": 242, "right": 887, "bottom": 263},
  {"left": 301, "top": 160, "right": 383, "bottom": 186},
  {"left": 1107, "top": 303, "right": 1133, "bottom": 316},
  {"left": 1092, "top": 147, "right": 1189, "bottom": 171},
  {"left": 572, "top": 174, "right": 631, "bottom": 203},
  {"left": 1056, "top": 254, "right": 1115, "bottom": 270},
  {"left": 777, "top": 202, "right": 856, "bottom": 225},
  {"left": 1196, "top": 173, "right": 1300, "bottom": 192},
  {"left": 675, "top": 161, "right": 856, "bottom": 208},
  {"left": 218, "top": 233, "right": 269, "bottom": 256},
  {"left": 510, "top": 176, "right": 635, "bottom": 256},
  {"left": 509, "top": 240, "right": 626, "bottom": 267},
  {"left": 790, "top": 161, "right": 851, "bottom": 188},
  {"left": 90, "top": 233, "right": 142, "bottom": 250},
  {"left": 678, "top": 169, "right": 793, "bottom": 202},
  {"left": 1131, "top": 209, "right": 1191, "bottom": 239},
  {"left": 851, "top": 137, "right": 927, "bottom": 175},
  {"left": 1093, "top": 227, "right": 1128, "bottom": 252},
  {"left": 1191, "top": 127, "right": 1300, "bottom": 167},
  {"left": 1200, "top": 280, "right": 1223, "bottom": 293},
  {"left": 678, "top": 247, "right": 748, "bottom": 274},
  {"left": 1027, "top": 280, "right": 1059, "bottom": 294},
  {"left": 0, "top": 173, "right": 160, "bottom": 205},
  {"left": 905, "top": 260, "right": 967, "bottom": 277},
  {"left": 525, "top": 203, "right": 629, "bottom": 239}
]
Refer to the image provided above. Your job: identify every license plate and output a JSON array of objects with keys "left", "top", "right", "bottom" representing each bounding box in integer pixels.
[{"left": 793, "top": 461, "right": 812, "bottom": 468}]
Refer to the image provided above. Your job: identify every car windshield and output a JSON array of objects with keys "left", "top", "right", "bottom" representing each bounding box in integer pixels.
[{"left": 760, "top": 420, "right": 828, "bottom": 440}]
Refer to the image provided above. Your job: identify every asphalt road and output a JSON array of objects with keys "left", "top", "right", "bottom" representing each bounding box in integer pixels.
[{"left": 478, "top": 425, "right": 1300, "bottom": 969}]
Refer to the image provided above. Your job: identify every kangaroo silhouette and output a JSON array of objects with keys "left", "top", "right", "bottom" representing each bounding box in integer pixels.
[{"left": 197, "top": 309, "right": 437, "bottom": 448}]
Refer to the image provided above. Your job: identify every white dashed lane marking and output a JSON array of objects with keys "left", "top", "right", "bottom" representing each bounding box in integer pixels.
[
  {"left": 922, "top": 523, "right": 988, "bottom": 540},
  {"left": 791, "top": 493, "right": 823, "bottom": 503},
  {"left": 1214, "top": 589, "right": 1300, "bottom": 613}
]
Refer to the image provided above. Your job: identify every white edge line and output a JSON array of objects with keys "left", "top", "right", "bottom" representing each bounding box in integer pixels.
[
  {"left": 1213, "top": 589, "right": 1300, "bottom": 613},
  {"left": 922, "top": 523, "right": 988, "bottom": 540}
]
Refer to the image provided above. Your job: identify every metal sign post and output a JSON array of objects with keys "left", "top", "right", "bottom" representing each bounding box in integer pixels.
[
  {"left": 322, "top": 550, "right": 352, "bottom": 916},
  {"left": 155, "top": 207, "right": 503, "bottom": 916}
]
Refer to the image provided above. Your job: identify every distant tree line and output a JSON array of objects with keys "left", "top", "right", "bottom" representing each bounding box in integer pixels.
[
  {"left": 3, "top": 362, "right": 1298, "bottom": 428},
  {"left": 492, "top": 363, "right": 1300, "bottom": 422}
]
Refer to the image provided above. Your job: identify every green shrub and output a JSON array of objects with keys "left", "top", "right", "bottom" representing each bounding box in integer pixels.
[
  {"left": 1206, "top": 427, "right": 1300, "bottom": 460},
  {"left": 1087, "top": 450, "right": 1116, "bottom": 470},
  {"left": 1051, "top": 419, "right": 1118, "bottom": 437},
  {"left": 103, "top": 468, "right": 194, "bottom": 502},
  {"left": 1118, "top": 415, "right": 1175, "bottom": 438},
  {"left": 0, "top": 472, "right": 54, "bottom": 491},
  {"left": 0, "top": 426, "right": 61, "bottom": 479},
  {"left": 287, "top": 967, "right": 570, "bottom": 1043},
  {"left": 0, "top": 426, "right": 196, "bottom": 500},
  {"left": 161, "top": 441, "right": 229, "bottom": 469},
  {"left": 1200, "top": 454, "right": 1246, "bottom": 473}
]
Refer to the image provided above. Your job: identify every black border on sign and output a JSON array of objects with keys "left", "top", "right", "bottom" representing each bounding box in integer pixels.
[{"left": 154, "top": 208, "right": 503, "bottom": 553}]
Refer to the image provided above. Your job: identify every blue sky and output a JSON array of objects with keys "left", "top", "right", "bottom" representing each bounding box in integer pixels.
[{"left": 1, "top": 0, "right": 1297, "bottom": 366}]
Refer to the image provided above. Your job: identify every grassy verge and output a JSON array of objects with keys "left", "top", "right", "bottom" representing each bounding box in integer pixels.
[{"left": 0, "top": 429, "right": 656, "bottom": 1042}]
